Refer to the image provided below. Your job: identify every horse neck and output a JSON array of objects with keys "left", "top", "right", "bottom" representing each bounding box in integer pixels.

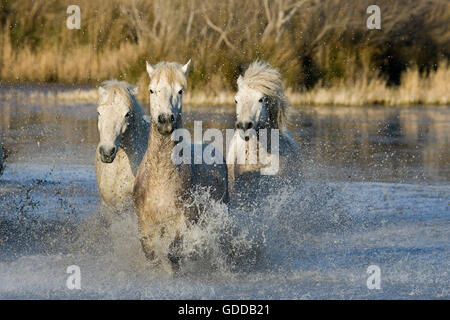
[
  {"left": 146, "top": 120, "right": 180, "bottom": 177},
  {"left": 142, "top": 116, "right": 192, "bottom": 214},
  {"left": 255, "top": 104, "right": 285, "bottom": 154},
  {"left": 120, "top": 103, "right": 147, "bottom": 163},
  {"left": 266, "top": 101, "right": 282, "bottom": 131}
]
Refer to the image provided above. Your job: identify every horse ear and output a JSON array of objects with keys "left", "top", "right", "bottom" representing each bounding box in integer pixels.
[
  {"left": 182, "top": 59, "right": 191, "bottom": 75},
  {"left": 237, "top": 75, "right": 244, "bottom": 87},
  {"left": 146, "top": 61, "right": 154, "bottom": 75}
]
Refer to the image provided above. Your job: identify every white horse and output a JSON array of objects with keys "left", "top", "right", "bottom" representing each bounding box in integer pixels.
[
  {"left": 226, "top": 61, "right": 301, "bottom": 190},
  {"left": 133, "top": 60, "right": 228, "bottom": 271},
  {"left": 95, "top": 80, "right": 149, "bottom": 208}
]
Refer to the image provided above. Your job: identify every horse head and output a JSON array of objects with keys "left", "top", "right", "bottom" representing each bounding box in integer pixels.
[
  {"left": 97, "top": 81, "right": 138, "bottom": 163},
  {"left": 146, "top": 60, "right": 191, "bottom": 135}
]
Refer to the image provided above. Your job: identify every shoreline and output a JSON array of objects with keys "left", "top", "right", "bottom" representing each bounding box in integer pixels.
[{"left": 0, "top": 82, "right": 449, "bottom": 107}]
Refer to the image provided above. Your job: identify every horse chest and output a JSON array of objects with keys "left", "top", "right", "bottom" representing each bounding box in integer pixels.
[
  {"left": 96, "top": 148, "right": 134, "bottom": 204},
  {"left": 139, "top": 163, "right": 183, "bottom": 214}
]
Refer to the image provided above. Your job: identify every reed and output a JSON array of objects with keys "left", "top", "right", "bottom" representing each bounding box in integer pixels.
[
  {"left": 1, "top": 63, "right": 448, "bottom": 106},
  {"left": 0, "top": 0, "right": 449, "bottom": 105},
  {"left": 289, "top": 63, "right": 450, "bottom": 106}
]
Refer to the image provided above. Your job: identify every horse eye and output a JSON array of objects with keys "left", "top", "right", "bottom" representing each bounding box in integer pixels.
[
  {"left": 125, "top": 112, "right": 130, "bottom": 118},
  {"left": 97, "top": 112, "right": 100, "bottom": 116},
  {"left": 178, "top": 89, "right": 183, "bottom": 95},
  {"left": 149, "top": 89, "right": 154, "bottom": 94},
  {"left": 170, "top": 114, "right": 175, "bottom": 122},
  {"left": 234, "top": 99, "right": 237, "bottom": 104},
  {"left": 259, "top": 98, "right": 263, "bottom": 103}
]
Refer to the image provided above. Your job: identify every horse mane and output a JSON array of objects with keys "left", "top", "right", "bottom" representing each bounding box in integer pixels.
[
  {"left": 100, "top": 80, "right": 144, "bottom": 117},
  {"left": 150, "top": 62, "right": 187, "bottom": 89},
  {"left": 240, "top": 60, "right": 289, "bottom": 131}
]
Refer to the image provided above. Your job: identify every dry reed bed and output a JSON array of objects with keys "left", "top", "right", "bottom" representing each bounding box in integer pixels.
[
  {"left": 0, "top": 0, "right": 449, "bottom": 96},
  {"left": 1, "top": 63, "right": 448, "bottom": 107}
]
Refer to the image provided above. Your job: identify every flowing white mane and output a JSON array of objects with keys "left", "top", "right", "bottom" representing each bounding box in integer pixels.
[{"left": 240, "top": 61, "right": 289, "bottom": 130}]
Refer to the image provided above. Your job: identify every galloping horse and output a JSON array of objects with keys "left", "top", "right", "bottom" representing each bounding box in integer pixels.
[
  {"left": 226, "top": 61, "right": 300, "bottom": 190},
  {"left": 133, "top": 61, "right": 228, "bottom": 271}
]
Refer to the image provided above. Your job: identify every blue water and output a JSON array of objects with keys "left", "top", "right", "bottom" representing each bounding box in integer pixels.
[{"left": 0, "top": 89, "right": 449, "bottom": 299}]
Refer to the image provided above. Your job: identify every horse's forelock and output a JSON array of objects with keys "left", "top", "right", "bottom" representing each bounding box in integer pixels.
[
  {"left": 151, "top": 62, "right": 187, "bottom": 89},
  {"left": 99, "top": 80, "right": 139, "bottom": 111}
]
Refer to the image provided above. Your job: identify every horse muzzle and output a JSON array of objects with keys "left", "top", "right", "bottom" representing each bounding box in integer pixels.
[
  {"left": 99, "top": 145, "right": 117, "bottom": 163},
  {"left": 235, "top": 121, "right": 255, "bottom": 141},
  {"left": 156, "top": 113, "right": 175, "bottom": 135}
]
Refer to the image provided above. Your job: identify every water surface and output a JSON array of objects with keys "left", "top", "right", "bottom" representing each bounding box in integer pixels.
[{"left": 0, "top": 86, "right": 448, "bottom": 299}]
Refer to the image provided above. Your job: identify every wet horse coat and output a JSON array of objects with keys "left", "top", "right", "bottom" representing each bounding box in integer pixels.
[{"left": 133, "top": 61, "right": 228, "bottom": 271}]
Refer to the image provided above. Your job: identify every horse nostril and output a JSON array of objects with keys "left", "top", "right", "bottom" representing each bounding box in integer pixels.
[
  {"left": 236, "top": 122, "right": 243, "bottom": 130},
  {"left": 100, "top": 146, "right": 115, "bottom": 158},
  {"left": 158, "top": 114, "right": 165, "bottom": 124},
  {"left": 246, "top": 122, "right": 253, "bottom": 130}
]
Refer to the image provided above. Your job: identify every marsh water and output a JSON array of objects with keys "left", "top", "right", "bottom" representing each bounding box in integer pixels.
[{"left": 0, "top": 86, "right": 449, "bottom": 299}]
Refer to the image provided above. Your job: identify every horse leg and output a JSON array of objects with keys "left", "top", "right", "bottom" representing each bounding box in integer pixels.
[
  {"left": 227, "top": 164, "right": 236, "bottom": 193},
  {"left": 167, "top": 232, "right": 183, "bottom": 272},
  {"left": 139, "top": 235, "right": 156, "bottom": 261}
]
